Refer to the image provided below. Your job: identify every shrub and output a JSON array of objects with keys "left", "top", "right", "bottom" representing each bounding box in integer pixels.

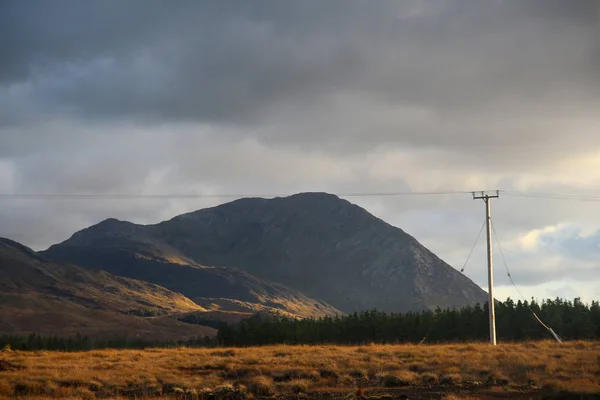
[
  {"left": 337, "top": 374, "right": 355, "bottom": 386},
  {"left": 272, "top": 369, "right": 318, "bottom": 382},
  {"left": 211, "top": 349, "right": 236, "bottom": 357},
  {"left": 379, "top": 374, "right": 411, "bottom": 387},
  {"left": 246, "top": 377, "right": 274, "bottom": 396},
  {"left": 276, "top": 380, "right": 310, "bottom": 394},
  {"left": 348, "top": 369, "right": 365, "bottom": 379},
  {"left": 439, "top": 374, "right": 461, "bottom": 385},
  {"left": 420, "top": 372, "right": 438, "bottom": 385},
  {"left": 289, "top": 381, "right": 309, "bottom": 394},
  {"left": 319, "top": 367, "right": 339, "bottom": 379},
  {"left": 73, "top": 387, "right": 96, "bottom": 400},
  {"left": 223, "top": 367, "right": 260, "bottom": 379}
]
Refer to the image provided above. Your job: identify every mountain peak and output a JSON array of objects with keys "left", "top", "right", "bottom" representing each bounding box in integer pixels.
[
  {"left": 285, "top": 191, "right": 342, "bottom": 200},
  {"left": 0, "top": 237, "right": 22, "bottom": 248},
  {"left": 98, "top": 217, "right": 126, "bottom": 225},
  {"left": 90, "top": 217, "right": 137, "bottom": 231},
  {"left": 44, "top": 194, "right": 487, "bottom": 313},
  {"left": 59, "top": 217, "right": 146, "bottom": 248},
  {"left": 0, "top": 237, "right": 48, "bottom": 263}
]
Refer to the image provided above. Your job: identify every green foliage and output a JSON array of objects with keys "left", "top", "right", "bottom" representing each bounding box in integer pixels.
[{"left": 217, "top": 297, "right": 600, "bottom": 346}]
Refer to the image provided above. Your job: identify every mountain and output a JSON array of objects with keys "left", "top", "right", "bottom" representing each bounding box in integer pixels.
[
  {"left": 43, "top": 192, "right": 487, "bottom": 313},
  {"left": 40, "top": 220, "right": 342, "bottom": 319},
  {"left": 0, "top": 238, "right": 215, "bottom": 339}
]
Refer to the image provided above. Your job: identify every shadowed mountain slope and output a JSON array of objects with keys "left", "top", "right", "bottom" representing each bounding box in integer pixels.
[
  {"left": 0, "top": 238, "right": 215, "bottom": 339},
  {"left": 43, "top": 192, "right": 487, "bottom": 313},
  {"left": 41, "top": 221, "right": 342, "bottom": 319}
]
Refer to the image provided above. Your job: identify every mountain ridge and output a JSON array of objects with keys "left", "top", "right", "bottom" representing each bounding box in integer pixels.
[
  {"left": 0, "top": 237, "right": 216, "bottom": 339},
  {"left": 43, "top": 192, "right": 487, "bottom": 314},
  {"left": 42, "top": 224, "right": 343, "bottom": 318}
]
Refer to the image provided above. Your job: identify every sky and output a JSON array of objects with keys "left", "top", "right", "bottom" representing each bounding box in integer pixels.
[{"left": 1, "top": 0, "right": 600, "bottom": 303}]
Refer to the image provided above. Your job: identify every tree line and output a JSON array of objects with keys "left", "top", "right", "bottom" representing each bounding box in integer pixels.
[
  {"left": 0, "top": 332, "right": 215, "bottom": 352},
  {"left": 216, "top": 297, "right": 600, "bottom": 346},
  {"left": 2, "top": 297, "right": 598, "bottom": 351}
]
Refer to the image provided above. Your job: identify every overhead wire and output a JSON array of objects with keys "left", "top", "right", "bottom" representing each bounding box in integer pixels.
[
  {"left": 459, "top": 218, "right": 487, "bottom": 273},
  {"left": 502, "top": 190, "right": 600, "bottom": 202},
  {"left": 0, "top": 190, "right": 475, "bottom": 200},
  {"left": 3, "top": 189, "right": 600, "bottom": 201},
  {"left": 490, "top": 219, "right": 562, "bottom": 343}
]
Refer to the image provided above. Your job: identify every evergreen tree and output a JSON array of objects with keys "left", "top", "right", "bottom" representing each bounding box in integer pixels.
[
  {"left": 214, "top": 297, "right": 600, "bottom": 346},
  {"left": 1, "top": 297, "right": 598, "bottom": 351}
]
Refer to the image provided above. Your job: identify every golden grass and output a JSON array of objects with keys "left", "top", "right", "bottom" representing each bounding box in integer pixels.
[{"left": 0, "top": 341, "right": 598, "bottom": 399}]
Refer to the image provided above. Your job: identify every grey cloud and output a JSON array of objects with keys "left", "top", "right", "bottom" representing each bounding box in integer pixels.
[
  {"left": 537, "top": 227, "right": 600, "bottom": 263},
  {"left": 1, "top": 1, "right": 188, "bottom": 82},
  {"left": 0, "top": 197, "right": 186, "bottom": 250},
  {"left": 6, "top": 122, "right": 175, "bottom": 193},
  {"left": 3, "top": 0, "right": 598, "bottom": 134},
  {"left": 498, "top": 254, "right": 599, "bottom": 288},
  {"left": 561, "top": 235, "right": 600, "bottom": 261}
]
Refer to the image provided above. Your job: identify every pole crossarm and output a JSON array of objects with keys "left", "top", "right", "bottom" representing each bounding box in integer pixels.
[{"left": 472, "top": 190, "right": 500, "bottom": 200}]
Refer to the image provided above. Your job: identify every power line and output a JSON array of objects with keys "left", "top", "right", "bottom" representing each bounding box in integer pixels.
[
  {"left": 489, "top": 219, "right": 528, "bottom": 303},
  {"left": 4, "top": 189, "right": 600, "bottom": 201},
  {"left": 459, "top": 218, "right": 487, "bottom": 274},
  {"left": 490, "top": 219, "right": 562, "bottom": 343},
  {"left": 503, "top": 190, "right": 600, "bottom": 202},
  {"left": 0, "top": 190, "right": 474, "bottom": 200}
]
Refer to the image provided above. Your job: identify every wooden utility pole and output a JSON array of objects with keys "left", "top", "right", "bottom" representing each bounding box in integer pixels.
[{"left": 473, "top": 190, "right": 499, "bottom": 345}]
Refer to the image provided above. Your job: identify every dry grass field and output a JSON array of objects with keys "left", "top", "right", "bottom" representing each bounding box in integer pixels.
[{"left": 0, "top": 341, "right": 598, "bottom": 399}]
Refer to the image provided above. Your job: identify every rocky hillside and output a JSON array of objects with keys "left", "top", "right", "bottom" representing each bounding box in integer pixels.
[
  {"left": 41, "top": 220, "right": 342, "bottom": 319},
  {"left": 0, "top": 238, "right": 214, "bottom": 339},
  {"left": 43, "top": 192, "right": 487, "bottom": 313}
]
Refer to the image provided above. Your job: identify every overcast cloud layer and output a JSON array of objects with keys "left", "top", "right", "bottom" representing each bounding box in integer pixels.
[{"left": 1, "top": 0, "right": 600, "bottom": 303}]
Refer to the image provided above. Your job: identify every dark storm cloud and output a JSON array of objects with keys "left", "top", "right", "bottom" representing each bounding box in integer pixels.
[
  {"left": 2, "top": 0, "right": 372, "bottom": 124},
  {"left": 2, "top": 0, "right": 598, "bottom": 133}
]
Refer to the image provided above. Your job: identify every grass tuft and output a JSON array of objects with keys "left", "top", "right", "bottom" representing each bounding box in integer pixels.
[
  {"left": 319, "top": 367, "right": 340, "bottom": 379},
  {"left": 246, "top": 376, "right": 274, "bottom": 396},
  {"left": 378, "top": 372, "right": 416, "bottom": 387},
  {"left": 211, "top": 349, "right": 236, "bottom": 357},
  {"left": 420, "top": 372, "right": 438, "bottom": 385},
  {"left": 276, "top": 379, "right": 311, "bottom": 394}
]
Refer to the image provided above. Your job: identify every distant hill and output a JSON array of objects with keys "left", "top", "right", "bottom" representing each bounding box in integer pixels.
[
  {"left": 40, "top": 219, "right": 342, "bottom": 319},
  {"left": 43, "top": 192, "right": 487, "bottom": 313},
  {"left": 0, "top": 238, "right": 214, "bottom": 339}
]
